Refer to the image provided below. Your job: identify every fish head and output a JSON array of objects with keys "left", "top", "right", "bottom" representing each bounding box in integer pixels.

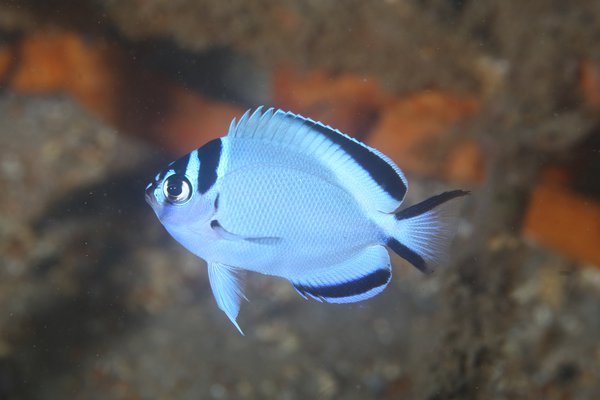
[{"left": 145, "top": 153, "right": 212, "bottom": 229}]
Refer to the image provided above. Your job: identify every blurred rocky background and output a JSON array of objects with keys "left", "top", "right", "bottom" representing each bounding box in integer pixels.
[{"left": 0, "top": 1, "right": 600, "bottom": 399}]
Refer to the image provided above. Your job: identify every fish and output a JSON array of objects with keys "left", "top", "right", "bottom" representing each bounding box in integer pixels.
[{"left": 145, "top": 107, "right": 468, "bottom": 333}]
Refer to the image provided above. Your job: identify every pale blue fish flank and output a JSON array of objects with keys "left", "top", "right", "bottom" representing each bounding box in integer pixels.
[{"left": 145, "top": 107, "right": 468, "bottom": 333}]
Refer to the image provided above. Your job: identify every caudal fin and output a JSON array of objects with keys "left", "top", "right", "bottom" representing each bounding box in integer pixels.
[{"left": 386, "top": 190, "right": 469, "bottom": 274}]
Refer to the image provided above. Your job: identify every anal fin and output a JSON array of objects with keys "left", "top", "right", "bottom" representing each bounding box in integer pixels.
[
  {"left": 291, "top": 246, "right": 392, "bottom": 304},
  {"left": 207, "top": 262, "right": 247, "bottom": 334}
]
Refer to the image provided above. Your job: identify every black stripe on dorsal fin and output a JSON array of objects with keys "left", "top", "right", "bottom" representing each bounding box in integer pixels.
[
  {"left": 197, "top": 138, "right": 222, "bottom": 194},
  {"left": 228, "top": 108, "right": 409, "bottom": 212},
  {"left": 306, "top": 120, "right": 407, "bottom": 202}
]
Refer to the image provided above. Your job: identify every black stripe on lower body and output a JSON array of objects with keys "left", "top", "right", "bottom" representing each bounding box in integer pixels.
[{"left": 294, "top": 268, "right": 391, "bottom": 300}]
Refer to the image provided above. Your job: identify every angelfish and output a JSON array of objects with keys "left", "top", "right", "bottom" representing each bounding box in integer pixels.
[{"left": 145, "top": 107, "right": 468, "bottom": 333}]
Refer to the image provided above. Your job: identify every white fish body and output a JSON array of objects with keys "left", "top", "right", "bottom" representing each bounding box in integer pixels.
[{"left": 145, "top": 108, "right": 467, "bottom": 333}]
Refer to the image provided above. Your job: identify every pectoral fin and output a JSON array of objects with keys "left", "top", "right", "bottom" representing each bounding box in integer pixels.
[
  {"left": 207, "top": 262, "right": 247, "bottom": 335},
  {"left": 210, "top": 220, "right": 282, "bottom": 245}
]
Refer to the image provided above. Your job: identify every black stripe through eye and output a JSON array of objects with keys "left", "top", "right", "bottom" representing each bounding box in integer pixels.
[
  {"left": 155, "top": 153, "right": 191, "bottom": 186},
  {"left": 169, "top": 153, "right": 191, "bottom": 176},
  {"left": 197, "top": 138, "right": 222, "bottom": 194}
]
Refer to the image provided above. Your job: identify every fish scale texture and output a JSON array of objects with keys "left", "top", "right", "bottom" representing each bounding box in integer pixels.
[{"left": 218, "top": 164, "right": 380, "bottom": 277}]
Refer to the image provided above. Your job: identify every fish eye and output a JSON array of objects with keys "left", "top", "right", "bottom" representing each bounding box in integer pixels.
[{"left": 163, "top": 175, "right": 192, "bottom": 204}]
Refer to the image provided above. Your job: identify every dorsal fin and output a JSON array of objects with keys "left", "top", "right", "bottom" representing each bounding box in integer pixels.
[{"left": 228, "top": 107, "right": 408, "bottom": 213}]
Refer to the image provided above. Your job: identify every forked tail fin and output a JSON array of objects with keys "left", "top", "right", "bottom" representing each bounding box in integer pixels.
[{"left": 386, "top": 190, "right": 469, "bottom": 274}]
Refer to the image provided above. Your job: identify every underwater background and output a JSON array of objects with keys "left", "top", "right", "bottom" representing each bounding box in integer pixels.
[{"left": 1, "top": 1, "right": 600, "bottom": 399}]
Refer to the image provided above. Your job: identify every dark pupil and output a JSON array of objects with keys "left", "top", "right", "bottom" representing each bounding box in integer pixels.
[{"left": 167, "top": 177, "right": 184, "bottom": 197}]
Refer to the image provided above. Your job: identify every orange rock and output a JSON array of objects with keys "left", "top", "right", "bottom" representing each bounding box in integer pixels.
[
  {"left": 155, "top": 85, "right": 243, "bottom": 154},
  {"left": 8, "top": 31, "right": 122, "bottom": 123},
  {"left": 10, "top": 32, "right": 74, "bottom": 91},
  {"left": 367, "top": 90, "right": 482, "bottom": 183},
  {"left": 273, "top": 67, "right": 388, "bottom": 137},
  {"left": 580, "top": 60, "right": 600, "bottom": 111},
  {"left": 539, "top": 165, "right": 573, "bottom": 187},
  {"left": 4, "top": 31, "right": 484, "bottom": 179},
  {"left": 61, "top": 37, "right": 122, "bottom": 123},
  {"left": 524, "top": 179, "right": 600, "bottom": 266},
  {"left": 2, "top": 29, "right": 242, "bottom": 155},
  {"left": 446, "top": 139, "right": 485, "bottom": 183},
  {"left": 271, "top": 6, "right": 303, "bottom": 32},
  {"left": 0, "top": 44, "right": 13, "bottom": 79}
]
